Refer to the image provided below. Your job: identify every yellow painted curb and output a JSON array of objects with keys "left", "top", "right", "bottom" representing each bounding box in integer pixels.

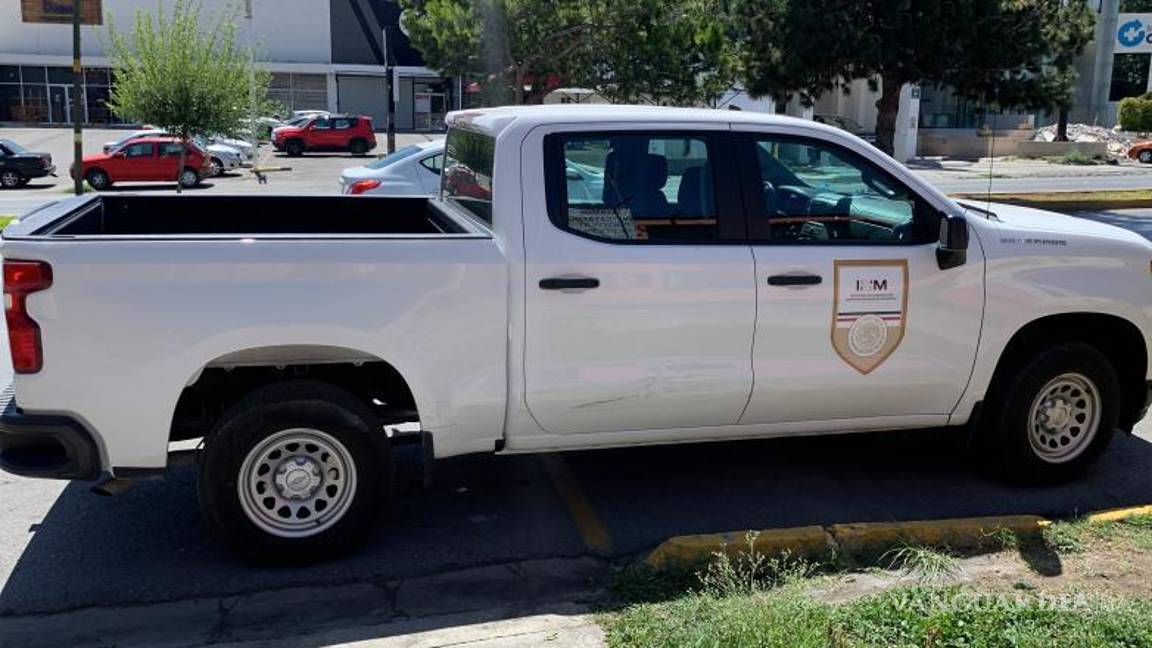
[
  {"left": 830, "top": 515, "right": 1049, "bottom": 555},
  {"left": 646, "top": 526, "right": 831, "bottom": 568},
  {"left": 1085, "top": 505, "right": 1152, "bottom": 524}
]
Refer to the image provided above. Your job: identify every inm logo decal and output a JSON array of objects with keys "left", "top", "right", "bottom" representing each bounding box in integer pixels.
[{"left": 855, "top": 278, "right": 889, "bottom": 292}]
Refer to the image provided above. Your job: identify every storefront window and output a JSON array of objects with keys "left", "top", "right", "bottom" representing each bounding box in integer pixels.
[
  {"left": 1110, "top": 54, "right": 1151, "bottom": 102},
  {"left": 0, "top": 65, "right": 119, "bottom": 124},
  {"left": 269, "top": 73, "right": 328, "bottom": 114},
  {"left": 0, "top": 85, "right": 21, "bottom": 121}
]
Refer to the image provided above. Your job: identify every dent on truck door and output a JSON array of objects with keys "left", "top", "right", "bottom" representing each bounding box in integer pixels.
[
  {"left": 523, "top": 130, "right": 756, "bottom": 435},
  {"left": 737, "top": 132, "right": 984, "bottom": 424}
]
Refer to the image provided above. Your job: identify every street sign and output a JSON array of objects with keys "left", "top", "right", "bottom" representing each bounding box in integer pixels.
[{"left": 20, "top": 0, "right": 102, "bottom": 25}]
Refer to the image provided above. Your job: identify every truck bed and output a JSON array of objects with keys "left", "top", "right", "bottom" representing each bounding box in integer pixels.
[{"left": 5, "top": 194, "right": 469, "bottom": 238}]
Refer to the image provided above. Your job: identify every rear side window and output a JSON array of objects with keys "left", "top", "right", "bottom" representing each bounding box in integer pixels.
[
  {"left": 545, "top": 133, "right": 720, "bottom": 242},
  {"left": 419, "top": 153, "right": 443, "bottom": 174},
  {"left": 160, "top": 143, "right": 186, "bottom": 157},
  {"left": 332, "top": 118, "right": 354, "bottom": 129},
  {"left": 442, "top": 128, "right": 495, "bottom": 224}
]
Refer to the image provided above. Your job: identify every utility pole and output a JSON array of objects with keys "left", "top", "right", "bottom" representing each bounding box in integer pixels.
[
  {"left": 72, "top": 0, "right": 84, "bottom": 195},
  {"left": 383, "top": 25, "right": 396, "bottom": 153}
]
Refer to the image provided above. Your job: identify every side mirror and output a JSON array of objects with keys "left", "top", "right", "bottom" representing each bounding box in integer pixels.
[
  {"left": 937, "top": 213, "right": 969, "bottom": 270},
  {"left": 114, "top": 151, "right": 126, "bottom": 158}
]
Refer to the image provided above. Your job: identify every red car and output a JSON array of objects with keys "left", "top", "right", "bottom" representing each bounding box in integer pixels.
[
  {"left": 273, "top": 114, "right": 376, "bottom": 156},
  {"left": 73, "top": 138, "right": 210, "bottom": 190}
]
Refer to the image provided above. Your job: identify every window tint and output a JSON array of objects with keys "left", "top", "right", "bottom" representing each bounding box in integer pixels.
[
  {"left": 160, "top": 143, "right": 186, "bottom": 157},
  {"left": 419, "top": 153, "right": 443, "bottom": 174},
  {"left": 750, "top": 137, "right": 921, "bottom": 244},
  {"left": 443, "top": 128, "right": 495, "bottom": 224},
  {"left": 311, "top": 118, "right": 331, "bottom": 130},
  {"left": 332, "top": 118, "right": 354, "bottom": 129},
  {"left": 122, "top": 142, "right": 154, "bottom": 158},
  {"left": 550, "top": 133, "right": 718, "bottom": 242}
]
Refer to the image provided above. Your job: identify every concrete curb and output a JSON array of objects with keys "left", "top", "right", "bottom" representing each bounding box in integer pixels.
[{"left": 645, "top": 507, "right": 1152, "bottom": 568}]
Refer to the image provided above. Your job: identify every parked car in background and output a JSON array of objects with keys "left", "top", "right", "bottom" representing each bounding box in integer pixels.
[
  {"left": 1128, "top": 141, "right": 1152, "bottom": 164},
  {"left": 74, "top": 137, "right": 211, "bottom": 189},
  {"left": 814, "top": 114, "right": 877, "bottom": 144},
  {"left": 243, "top": 117, "right": 284, "bottom": 141},
  {"left": 292, "top": 109, "right": 330, "bottom": 120},
  {"left": 0, "top": 139, "right": 55, "bottom": 189},
  {"left": 208, "top": 135, "right": 256, "bottom": 162},
  {"left": 274, "top": 114, "right": 377, "bottom": 156},
  {"left": 340, "top": 141, "right": 444, "bottom": 195},
  {"left": 104, "top": 129, "right": 246, "bottom": 176}
]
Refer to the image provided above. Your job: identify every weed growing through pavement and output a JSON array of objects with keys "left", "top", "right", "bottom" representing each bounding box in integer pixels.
[{"left": 881, "top": 545, "right": 960, "bottom": 584}]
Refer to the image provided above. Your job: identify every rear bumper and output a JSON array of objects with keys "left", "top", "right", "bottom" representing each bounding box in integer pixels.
[{"left": 0, "top": 386, "right": 101, "bottom": 480}]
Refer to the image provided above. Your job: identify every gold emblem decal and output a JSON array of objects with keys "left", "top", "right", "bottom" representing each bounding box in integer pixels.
[{"left": 832, "top": 260, "right": 909, "bottom": 374}]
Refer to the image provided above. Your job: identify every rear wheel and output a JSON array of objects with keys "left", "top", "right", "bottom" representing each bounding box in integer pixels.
[
  {"left": 85, "top": 168, "right": 111, "bottom": 190},
  {"left": 198, "top": 380, "right": 391, "bottom": 562},
  {"left": 179, "top": 167, "right": 200, "bottom": 188},
  {"left": 986, "top": 342, "right": 1118, "bottom": 484},
  {"left": 349, "top": 139, "right": 369, "bottom": 156},
  {"left": 285, "top": 139, "right": 305, "bottom": 157},
  {"left": 1140, "top": 150, "right": 1152, "bottom": 164},
  {"left": 0, "top": 169, "right": 24, "bottom": 188}
]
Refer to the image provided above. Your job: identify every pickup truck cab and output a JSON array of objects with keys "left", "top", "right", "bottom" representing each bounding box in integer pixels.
[{"left": 3, "top": 105, "right": 1151, "bottom": 561}]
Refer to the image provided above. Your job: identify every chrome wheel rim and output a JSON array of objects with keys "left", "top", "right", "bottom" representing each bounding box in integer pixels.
[
  {"left": 0, "top": 171, "right": 20, "bottom": 187},
  {"left": 237, "top": 428, "right": 358, "bottom": 538},
  {"left": 1027, "top": 373, "right": 1100, "bottom": 464},
  {"left": 210, "top": 159, "right": 223, "bottom": 176},
  {"left": 180, "top": 170, "right": 198, "bottom": 186}
]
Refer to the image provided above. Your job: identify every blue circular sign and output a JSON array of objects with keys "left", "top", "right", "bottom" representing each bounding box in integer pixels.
[{"left": 1119, "top": 19, "right": 1147, "bottom": 48}]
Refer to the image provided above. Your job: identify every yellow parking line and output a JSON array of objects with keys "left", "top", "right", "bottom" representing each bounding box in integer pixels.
[{"left": 540, "top": 453, "right": 615, "bottom": 555}]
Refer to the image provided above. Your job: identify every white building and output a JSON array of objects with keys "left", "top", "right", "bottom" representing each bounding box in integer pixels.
[{"left": 0, "top": 0, "right": 464, "bottom": 131}]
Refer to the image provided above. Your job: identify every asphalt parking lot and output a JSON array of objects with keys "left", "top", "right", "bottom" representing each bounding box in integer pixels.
[{"left": 0, "top": 127, "right": 443, "bottom": 216}]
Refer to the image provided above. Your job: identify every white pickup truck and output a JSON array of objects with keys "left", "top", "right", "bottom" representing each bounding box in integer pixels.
[{"left": 2, "top": 105, "right": 1150, "bottom": 560}]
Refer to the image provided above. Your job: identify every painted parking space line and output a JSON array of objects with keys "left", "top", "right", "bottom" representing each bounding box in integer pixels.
[{"left": 540, "top": 453, "right": 615, "bottom": 555}]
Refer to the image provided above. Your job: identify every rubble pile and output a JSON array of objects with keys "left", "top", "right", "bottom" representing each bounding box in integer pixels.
[{"left": 1032, "top": 124, "right": 1138, "bottom": 157}]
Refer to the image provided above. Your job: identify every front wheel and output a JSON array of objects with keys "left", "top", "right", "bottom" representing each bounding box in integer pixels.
[
  {"left": 988, "top": 342, "right": 1118, "bottom": 484},
  {"left": 85, "top": 168, "right": 111, "bottom": 190},
  {"left": 209, "top": 157, "right": 224, "bottom": 177},
  {"left": 285, "top": 140, "right": 305, "bottom": 157},
  {"left": 1139, "top": 150, "right": 1152, "bottom": 164},
  {"left": 198, "top": 381, "right": 391, "bottom": 562}
]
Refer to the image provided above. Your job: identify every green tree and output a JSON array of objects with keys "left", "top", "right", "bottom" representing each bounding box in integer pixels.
[
  {"left": 106, "top": 0, "right": 274, "bottom": 191},
  {"left": 400, "top": 0, "right": 734, "bottom": 106},
  {"left": 732, "top": 0, "right": 1095, "bottom": 156}
]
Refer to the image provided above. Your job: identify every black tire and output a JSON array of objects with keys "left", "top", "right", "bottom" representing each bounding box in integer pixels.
[
  {"left": 0, "top": 169, "right": 24, "bottom": 189},
  {"left": 85, "top": 168, "right": 111, "bottom": 190},
  {"left": 198, "top": 380, "right": 392, "bottom": 562},
  {"left": 209, "top": 157, "right": 224, "bottom": 177},
  {"left": 285, "top": 139, "right": 305, "bottom": 157},
  {"left": 179, "top": 167, "right": 201, "bottom": 188},
  {"left": 1140, "top": 150, "right": 1152, "bottom": 164},
  {"left": 985, "top": 342, "right": 1118, "bottom": 485},
  {"left": 349, "top": 139, "right": 369, "bottom": 156}
]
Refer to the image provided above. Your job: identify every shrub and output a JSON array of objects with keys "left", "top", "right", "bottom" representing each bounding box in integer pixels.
[{"left": 1119, "top": 93, "right": 1152, "bottom": 132}]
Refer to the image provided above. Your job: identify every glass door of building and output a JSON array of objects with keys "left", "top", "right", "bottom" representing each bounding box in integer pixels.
[
  {"left": 48, "top": 85, "right": 72, "bottom": 124},
  {"left": 413, "top": 80, "right": 447, "bottom": 131}
]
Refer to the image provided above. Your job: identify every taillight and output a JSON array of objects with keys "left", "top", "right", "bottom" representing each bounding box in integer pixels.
[
  {"left": 4, "top": 260, "right": 52, "bottom": 374},
  {"left": 348, "top": 179, "right": 381, "bottom": 195}
]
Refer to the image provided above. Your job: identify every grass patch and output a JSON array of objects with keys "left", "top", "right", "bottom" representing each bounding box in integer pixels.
[
  {"left": 882, "top": 545, "right": 960, "bottom": 583},
  {"left": 607, "top": 586, "right": 1152, "bottom": 647},
  {"left": 1043, "top": 514, "right": 1152, "bottom": 554},
  {"left": 951, "top": 188, "right": 1152, "bottom": 206},
  {"left": 0, "top": 215, "right": 15, "bottom": 230},
  {"left": 1057, "top": 148, "right": 1106, "bottom": 166}
]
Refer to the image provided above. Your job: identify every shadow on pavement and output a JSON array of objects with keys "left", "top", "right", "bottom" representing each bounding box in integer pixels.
[{"left": 3, "top": 429, "right": 1152, "bottom": 640}]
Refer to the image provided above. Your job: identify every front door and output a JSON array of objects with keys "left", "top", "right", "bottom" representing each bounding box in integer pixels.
[
  {"left": 737, "top": 131, "right": 984, "bottom": 425},
  {"left": 48, "top": 85, "right": 69, "bottom": 124},
  {"left": 523, "top": 128, "right": 757, "bottom": 435}
]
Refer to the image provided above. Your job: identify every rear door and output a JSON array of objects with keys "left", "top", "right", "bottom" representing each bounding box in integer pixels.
[
  {"left": 520, "top": 125, "right": 757, "bottom": 435},
  {"left": 157, "top": 142, "right": 186, "bottom": 181}
]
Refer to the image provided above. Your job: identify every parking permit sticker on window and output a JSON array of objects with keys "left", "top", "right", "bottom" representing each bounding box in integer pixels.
[{"left": 832, "top": 260, "right": 909, "bottom": 374}]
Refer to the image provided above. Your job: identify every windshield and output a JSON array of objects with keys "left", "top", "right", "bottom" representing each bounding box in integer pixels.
[
  {"left": 365, "top": 145, "right": 424, "bottom": 169},
  {"left": 0, "top": 139, "right": 27, "bottom": 154}
]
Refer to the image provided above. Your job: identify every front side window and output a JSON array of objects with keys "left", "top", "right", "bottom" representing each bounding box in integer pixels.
[
  {"left": 122, "top": 142, "right": 153, "bottom": 158},
  {"left": 548, "top": 133, "right": 718, "bottom": 242},
  {"left": 311, "top": 118, "right": 331, "bottom": 130},
  {"left": 442, "top": 128, "right": 495, "bottom": 224},
  {"left": 749, "top": 136, "right": 926, "bottom": 244}
]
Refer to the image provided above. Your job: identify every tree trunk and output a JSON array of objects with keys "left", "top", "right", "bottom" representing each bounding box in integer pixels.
[
  {"left": 874, "top": 73, "right": 903, "bottom": 157},
  {"left": 1055, "top": 106, "right": 1070, "bottom": 142},
  {"left": 176, "top": 135, "right": 186, "bottom": 195}
]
